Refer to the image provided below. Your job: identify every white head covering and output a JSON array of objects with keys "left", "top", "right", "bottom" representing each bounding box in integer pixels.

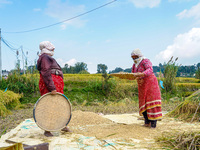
[
  {"left": 131, "top": 48, "right": 143, "bottom": 57},
  {"left": 131, "top": 48, "right": 145, "bottom": 68},
  {"left": 39, "top": 41, "right": 55, "bottom": 56}
]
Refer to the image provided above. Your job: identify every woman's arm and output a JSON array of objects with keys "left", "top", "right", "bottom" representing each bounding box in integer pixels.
[
  {"left": 142, "top": 59, "right": 153, "bottom": 76},
  {"left": 40, "top": 55, "right": 56, "bottom": 92},
  {"left": 132, "top": 59, "right": 153, "bottom": 78}
]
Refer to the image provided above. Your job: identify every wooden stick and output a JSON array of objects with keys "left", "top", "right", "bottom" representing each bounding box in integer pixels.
[{"left": 5, "top": 139, "right": 29, "bottom": 147}]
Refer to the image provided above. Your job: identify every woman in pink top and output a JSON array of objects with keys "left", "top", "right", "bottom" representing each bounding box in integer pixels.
[{"left": 131, "top": 48, "right": 162, "bottom": 128}]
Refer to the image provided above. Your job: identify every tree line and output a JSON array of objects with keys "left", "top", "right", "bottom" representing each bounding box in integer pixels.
[
  {"left": 61, "top": 63, "right": 108, "bottom": 74},
  {"left": 60, "top": 61, "right": 200, "bottom": 78},
  {"left": 8, "top": 60, "right": 200, "bottom": 79},
  {"left": 109, "top": 62, "right": 200, "bottom": 78}
]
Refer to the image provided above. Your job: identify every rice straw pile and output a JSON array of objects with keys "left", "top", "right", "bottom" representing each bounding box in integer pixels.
[
  {"left": 110, "top": 72, "right": 136, "bottom": 80},
  {"left": 157, "top": 131, "right": 200, "bottom": 150},
  {"left": 166, "top": 89, "right": 200, "bottom": 122}
]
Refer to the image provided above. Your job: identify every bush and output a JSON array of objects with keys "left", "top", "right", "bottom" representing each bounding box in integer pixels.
[
  {"left": 0, "top": 74, "right": 39, "bottom": 96},
  {"left": 163, "top": 57, "right": 179, "bottom": 93},
  {"left": 0, "top": 74, "right": 40, "bottom": 104},
  {"left": 63, "top": 74, "right": 138, "bottom": 105},
  {"left": 78, "top": 70, "right": 90, "bottom": 74}
]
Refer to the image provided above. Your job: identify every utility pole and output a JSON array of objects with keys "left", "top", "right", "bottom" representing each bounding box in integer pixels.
[
  {"left": 0, "top": 28, "right": 2, "bottom": 80},
  {"left": 21, "top": 46, "right": 25, "bottom": 74}
]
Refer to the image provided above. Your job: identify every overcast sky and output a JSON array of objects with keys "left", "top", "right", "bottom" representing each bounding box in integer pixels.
[{"left": 0, "top": 0, "right": 200, "bottom": 73}]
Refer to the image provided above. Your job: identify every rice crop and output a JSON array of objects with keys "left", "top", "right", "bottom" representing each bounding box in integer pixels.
[
  {"left": 0, "top": 90, "right": 22, "bottom": 117},
  {"left": 176, "top": 77, "right": 200, "bottom": 83}
]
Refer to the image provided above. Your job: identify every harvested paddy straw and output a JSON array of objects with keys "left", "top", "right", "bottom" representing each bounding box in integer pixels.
[
  {"left": 157, "top": 131, "right": 200, "bottom": 150},
  {"left": 110, "top": 72, "right": 136, "bottom": 80},
  {"left": 68, "top": 110, "right": 113, "bottom": 126},
  {"left": 167, "top": 89, "right": 200, "bottom": 122}
]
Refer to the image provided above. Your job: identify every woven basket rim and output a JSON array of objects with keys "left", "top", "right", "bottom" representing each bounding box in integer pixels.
[
  {"left": 110, "top": 73, "right": 137, "bottom": 80},
  {"left": 33, "top": 92, "right": 72, "bottom": 131}
]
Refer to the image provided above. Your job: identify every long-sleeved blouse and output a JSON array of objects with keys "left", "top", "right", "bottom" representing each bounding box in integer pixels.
[
  {"left": 37, "top": 53, "right": 63, "bottom": 92},
  {"left": 131, "top": 58, "right": 154, "bottom": 77}
]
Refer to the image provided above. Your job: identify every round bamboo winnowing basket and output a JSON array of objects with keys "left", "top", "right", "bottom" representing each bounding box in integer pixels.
[
  {"left": 33, "top": 92, "right": 72, "bottom": 131},
  {"left": 110, "top": 72, "right": 137, "bottom": 80}
]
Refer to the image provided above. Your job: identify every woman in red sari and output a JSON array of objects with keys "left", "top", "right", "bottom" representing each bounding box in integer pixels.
[
  {"left": 131, "top": 48, "right": 162, "bottom": 128},
  {"left": 37, "top": 41, "right": 71, "bottom": 136}
]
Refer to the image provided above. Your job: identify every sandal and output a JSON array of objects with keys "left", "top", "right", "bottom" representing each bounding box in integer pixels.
[
  {"left": 44, "top": 131, "right": 53, "bottom": 137},
  {"left": 61, "top": 126, "right": 72, "bottom": 132}
]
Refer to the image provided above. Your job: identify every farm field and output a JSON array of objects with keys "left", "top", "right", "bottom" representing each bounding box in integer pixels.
[{"left": 0, "top": 74, "right": 200, "bottom": 149}]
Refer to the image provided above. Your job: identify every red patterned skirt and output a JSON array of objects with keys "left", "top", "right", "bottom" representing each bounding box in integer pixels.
[
  {"left": 39, "top": 74, "right": 64, "bottom": 96},
  {"left": 138, "top": 74, "right": 162, "bottom": 120}
]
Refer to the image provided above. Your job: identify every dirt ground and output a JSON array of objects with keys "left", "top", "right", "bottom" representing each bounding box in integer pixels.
[
  {"left": 1, "top": 107, "right": 200, "bottom": 149},
  {"left": 0, "top": 101, "right": 179, "bottom": 136},
  {"left": 68, "top": 110, "right": 200, "bottom": 149}
]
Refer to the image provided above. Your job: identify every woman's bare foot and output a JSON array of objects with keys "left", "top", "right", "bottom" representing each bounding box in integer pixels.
[
  {"left": 137, "top": 116, "right": 144, "bottom": 120},
  {"left": 44, "top": 131, "right": 53, "bottom": 137},
  {"left": 143, "top": 123, "right": 151, "bottom": 127},
  {"left": 61, "top": 126, "right": 72, "bottom": 132},
  {"left": 150, "top": 127, "right": 156, "bottom": 129}
]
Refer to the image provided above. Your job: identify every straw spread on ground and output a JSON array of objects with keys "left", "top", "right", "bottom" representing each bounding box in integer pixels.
[{"left": 1, "top": 109, "right": 200, "bottom": 149}]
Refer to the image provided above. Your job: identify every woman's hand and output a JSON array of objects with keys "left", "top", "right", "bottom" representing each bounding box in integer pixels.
[
  {"left": 51, "top": 90, "right": 57, "bottom": 95},
  {"left": 133, "top": 72, "right": 145, "bottom": 77},
  {"left": 136, "top": 77, "right": 144, "bottom": 85}
]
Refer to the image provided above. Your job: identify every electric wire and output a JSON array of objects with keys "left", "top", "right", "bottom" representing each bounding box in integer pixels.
[
  {"left": 3, "top": 42, "right": 12, "bottom": 71},
  {"left": 1, "top": 1, "right": 117, "bottom": 70},
  {"left": 1, "top": 37, "right": 20, "bottom": 53},
  {"left": 3, "top": 0, "right": 117, "bottom": 34},
  {"left": 2, "top": 37, "right": 34, "bottom": 67},
  {"left": 1, "top": 37, "right": 35, "bottom": 60},
  {"left": 1, "top": 38, "right": 37, "bottom": 52}
]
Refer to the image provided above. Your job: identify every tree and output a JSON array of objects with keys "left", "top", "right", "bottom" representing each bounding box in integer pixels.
[
  {"left": 78, "top": 70, "right": 90, "bottom": 74},
  {"left": 195, "top": 63, "right": 200, "bottom": 79},
  {"left": 69, "top": 66, "right": 75, "bottom": 74},
  {"left": 62, "top": 64, "right": 69, "bottom": 73},
  {"left": 197, "top": 63, "right": 200, "bottom": 69},
  {"left": 74, "top": 62, "right": 88, "bottom": 73},
  {"left": 62, "top": 62, "right": 88, "bottom": 74},
  {"left": 27, "top": 65, "right": 38, "bottom": 74},
  {"left": 109, "top": 67, "right": 123, "bottom": 74},
  {"left": 97, "top": 64, "right": 108, "bottom": 74},
  {"left": 124, "top": 68, "right": 132, "bottom": 73}
]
